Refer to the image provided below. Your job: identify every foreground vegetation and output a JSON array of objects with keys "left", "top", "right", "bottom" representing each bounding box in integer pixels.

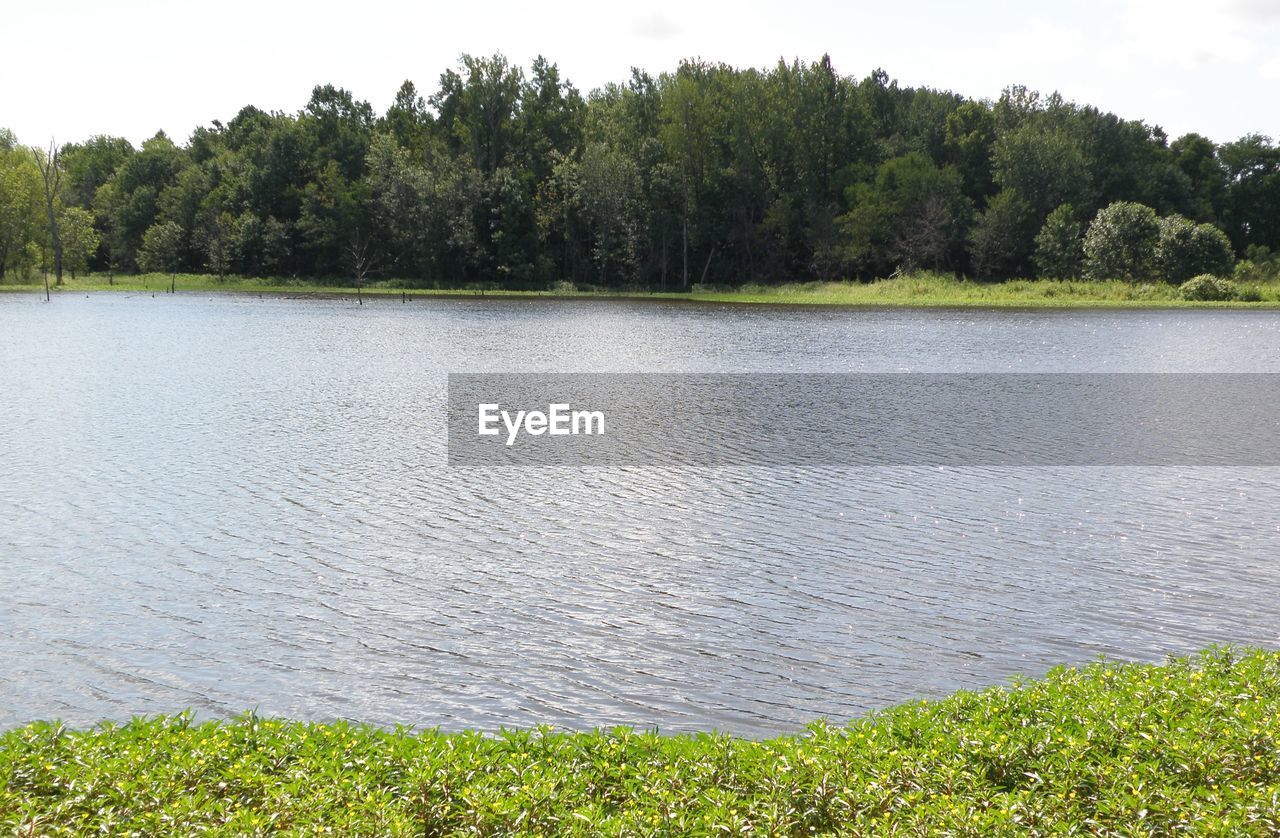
[
  {"left": 3, "top": 648, "right": 1278, "bottom": 834},
  {"left": 8, "top": 271, "right": 1280, "bottom": 309}
]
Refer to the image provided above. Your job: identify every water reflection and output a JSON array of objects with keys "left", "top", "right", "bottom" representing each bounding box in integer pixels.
[{"left": 1, "top": 293, "right": 1279, "bottom": 735}]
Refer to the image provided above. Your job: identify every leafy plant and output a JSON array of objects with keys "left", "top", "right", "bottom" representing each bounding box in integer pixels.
[
  {"left": 1158, "top": 215, "right": 1235, "bottom": 283},
  {"left": 1084, "top": 200, "right": 1160, "bottom": 280},
  {"left": 1179, "top": 273, "right": 1240, "bottom": 301},
  {"left": 3, "top": 648, "right": 1279, "bottom": 834}
]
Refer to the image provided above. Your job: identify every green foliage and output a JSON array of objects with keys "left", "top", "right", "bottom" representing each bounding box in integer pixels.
[
  {"left": 838, "top": 153, "right": 970, "bottom": 276},
  {"left": 0, "top": 143, "right": 45, "bottom": 280},
  {"left": 560, "top": 142, "right": 644, "bottom": 285},
  {"left": 8, "top": 58, "right": 1280, "bottom": 286},
  {"left": 1178, "top": 274, "right": 1240, "bottom": 301},
  {"left": 1218, "top": 134, "right": 1280, "bottom": 251},
  {"left": 1034, "top": 203, "right": 1083, "bottom": 278},
  {"left": 58, "top": 135, "right": 135, "bottom": 209},
  {"left": 1157, "top": 214, "right": 1197, "bottom": 282},
  {"left": 1085, "top": 200, "right": 1160, "bottom": 280},
  {"left": 17, "top": 270, "right": 1280, "bottom": 307},
  {"left": 3, "top": 649, "right": 1279, "bottom": 833},
  {"left": 1234, "top": 245, "right": 1280, "bottom": 282},
  {"left": 992, "top": 120, "right": 1088, "bottom": 217},
  {"left": 58, "top": 206, "right": 100, "bottom": 278},
  {"left": 1189, "top": 222, "right": 1236, "bottom": 277},
  {"left": 969, "top": 188, "right": 1036, "bottom": 278},
  {"left": 1157, "top": 215, "right": 1235, "bottom": 283},
  {"left": 137, "top": 221, "right": 184, "bottom": 275}
]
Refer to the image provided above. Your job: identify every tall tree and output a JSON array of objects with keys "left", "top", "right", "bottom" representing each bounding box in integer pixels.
[{"left": 34, "top": 141, "right": 64, "bottom": 295}]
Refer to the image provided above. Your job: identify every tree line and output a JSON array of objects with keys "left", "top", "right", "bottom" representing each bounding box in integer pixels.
[{"left": 3, "top": 54, "right": 1280, "bottom": 290}]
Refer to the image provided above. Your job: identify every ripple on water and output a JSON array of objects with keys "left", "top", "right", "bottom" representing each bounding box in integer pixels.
[{"left": 1, "top": 294, "right": 1280, "bottom": 734}]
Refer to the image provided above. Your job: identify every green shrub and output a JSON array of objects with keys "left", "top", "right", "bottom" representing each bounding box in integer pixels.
[
  {"left": 3, "top": 649, "right": 1280, "bottom": 834},
  {"left": 1084, "top": 201, "right": 1160, "bottom": 280},
  {"left": 1033, "top": 203, "right": 1083, "bottom": 278},
  {"left": 1158, "top": 217, "right": 1235, "bottom": 283},
  {"left": 1235, "top": 246, "right": 1280, "bottom": 282},
  {"left": 1178, "top": 273, "right": 1239, "bottom": 301},
  {"left": 1189, "top": 223, "right": 1236, "bottom": 278}
]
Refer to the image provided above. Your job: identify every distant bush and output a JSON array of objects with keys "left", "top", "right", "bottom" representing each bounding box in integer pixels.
[
  {"left": 1178, "top": 274, "right": 1239, "bottom": 301},
  {"left": 1157, "top": 215, "right": 1235, "bottom": 283},
  {"left": 1156, "top": 215, "right": 1196, "bottom": 281},
  {"left": 1033, "top": 203, "right": 1083, "bottom": 278},
  {"left": 1234, "top": 245, "right": 1280, "bottom": 282},
  {"left": 1189, "top": 224, "right": 1236, "bottom": 278},
  {"left": 1084, "top": 201, "right": 1160, "bottom": 280}
]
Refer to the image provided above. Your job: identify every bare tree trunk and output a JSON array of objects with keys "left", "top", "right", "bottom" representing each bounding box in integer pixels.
[
  {"left": 35, "top": 142, "right": 63, "bottom": 287},
  {"left": 682, "top": 218, "right": 689, "bottom": 290},
  {"left": 661, "top": 230, "right": 667, "bottom": 292},
  {"left": 347, "top": 232, "right": 376, "bottom": 306},
  {"left": 699, "top": 246, "right": 717, "bottom": 286}
]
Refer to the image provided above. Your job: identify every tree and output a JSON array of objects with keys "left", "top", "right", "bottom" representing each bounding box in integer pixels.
[
  {"left": 942, "top": 101, "right": 996, "bottom": 200},
  {"left": 345, "top": 229, "right": 386, "bottom": 304},
  {"left": 199, "top": 211, "right": 237, "bottom": 278},
  {"left": 1219, "top": 135, "right": 1280, "bottom": 252},
  {"left": 992, "top": 122, "right": 1089, "bottom": 218},
  {"left": 1156, "top": 214, "right": 1236, "bottom": 282},
  {"left": 1155, "top": 214, "right": 1197, "bottom": 283},
  {"left": 4, "top": 60, "right": 1277, "bottom": 291},
  {"left": 837, "top": 153, "right": 970, "bottom": 276},
  {"left": 432, "top": 54, "right": 524, "bottom": 175},
  {"left": 33, "top": 141, "right": 63, "bottom": 296},
  {"left": 968, "top": 188, "right": 1036, "bottom": 278},
  {"left": 567, "top": 143, "right": 644, "bottom": 285},
  {"left": 1170, "top": 133, "right": 1225, "bottom": 222},
  {"left": 138, "top": 220, "right": 184, "bottom": 291},
  {"left": 59, "top": 206, "right": 100, "bottom": 279},
  {"left": 1084, "top": 201, "right": 1160, "bottom": 280},
  {"left": 0, "top": 136, "right": 44, "bottom": 281},
  {"left": 59, "top": 136, "right": 134, "bottom": 210},
  {"left": 1033, "top": 204, "right": 1083, "bottom": 278},
  {"left": 94, "top": 132, "right": 189, "bottom": 271},
  {"left": 1189, "top": 223, "right": 1235, "bottom": 278}
]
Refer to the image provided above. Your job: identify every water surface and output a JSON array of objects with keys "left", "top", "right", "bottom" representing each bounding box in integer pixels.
[{"left": 2, "top": 293, "right": 1279, "bottom": 735}]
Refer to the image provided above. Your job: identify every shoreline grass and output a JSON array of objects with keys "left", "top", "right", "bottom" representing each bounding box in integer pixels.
[
  {"left": 3, "top": 648, "right": 1278, "bottom": 833},
  {"left": 6, "top": 272, "right": 1280, "bottom": 309}
]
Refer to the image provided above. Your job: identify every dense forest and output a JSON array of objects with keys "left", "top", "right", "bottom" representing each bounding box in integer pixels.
[{"left": 2, "top": 54, "right": 1279, "bottom": 289}]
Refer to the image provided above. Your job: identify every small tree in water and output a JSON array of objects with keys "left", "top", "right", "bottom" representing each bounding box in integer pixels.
[
  {"left": 346, "top": 231, "right": 382, "bottom": 305},
  {"left": 33, "top": 141, "right": 63, "bottom": 299}
]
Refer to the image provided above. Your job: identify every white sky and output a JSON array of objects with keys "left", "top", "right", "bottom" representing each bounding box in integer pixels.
[{"left": 4, "top": 0, "right": 1278, "bottom": 148}]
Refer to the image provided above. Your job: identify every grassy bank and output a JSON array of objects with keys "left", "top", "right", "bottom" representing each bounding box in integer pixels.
[
  {"left": 6, "top": 272, "right": 1280, "bottom": 308},
  {"left": 3, "top": 648, "right": 1278, "bottom": 834}
]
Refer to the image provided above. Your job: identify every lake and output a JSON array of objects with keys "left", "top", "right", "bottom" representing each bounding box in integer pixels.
[{"left": 2, "top": 292, "right": 1279, "bottom": 736}]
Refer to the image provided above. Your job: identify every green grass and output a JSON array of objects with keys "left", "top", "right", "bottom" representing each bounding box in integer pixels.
[
  {"left": 6, "top": 272, "right": 1280, "bottom": 308},
  {"left": 3, "top": 648, "right": 1279, "bottom": 834}
]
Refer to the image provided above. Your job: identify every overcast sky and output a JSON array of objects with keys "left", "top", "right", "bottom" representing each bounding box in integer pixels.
[{"left": 4, "top": 0, "right": 1277, "bottom": 148}]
